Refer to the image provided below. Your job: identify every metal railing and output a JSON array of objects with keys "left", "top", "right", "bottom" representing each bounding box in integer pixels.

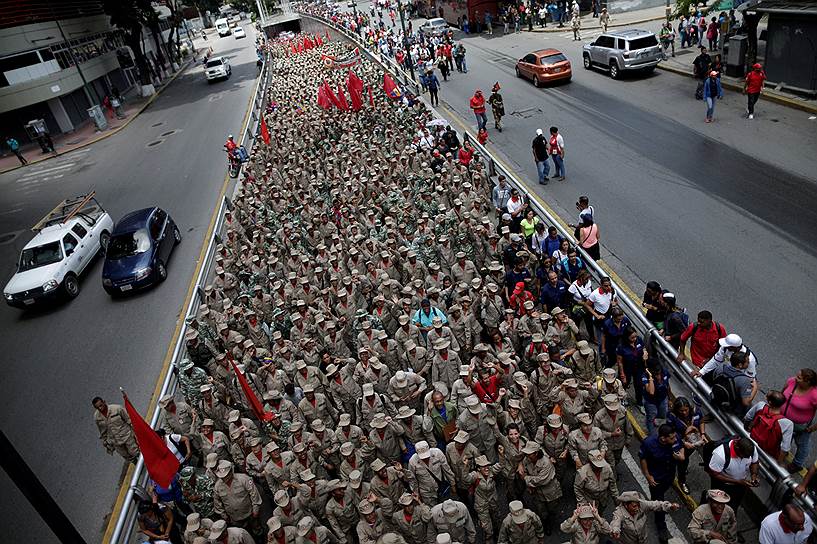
[
  {"left": 107, "top": 50, "right": 273, "bottom": 544},
  {"left": 301, "top": 8, "right": 813, "bottom": 517}
]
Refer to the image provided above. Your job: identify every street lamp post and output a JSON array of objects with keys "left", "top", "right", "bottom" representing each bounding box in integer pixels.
[{"left": 396, "top": 0, "right": 416, "bottom": 81}]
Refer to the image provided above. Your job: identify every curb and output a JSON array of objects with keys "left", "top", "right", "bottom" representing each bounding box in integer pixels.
[
  {"left": 526, "top": 13, "right": 666, "bottom": 32},
  {"left": 657, "top": 62, "right": 817, "bottom": 115},
  {"left": 0, "top": 58, "right": 194, "bottom": 176}
]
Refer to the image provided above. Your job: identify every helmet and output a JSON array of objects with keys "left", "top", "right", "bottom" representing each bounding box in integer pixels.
[{"left": 228, "top": 134, "right": 234, "bottom": 139}]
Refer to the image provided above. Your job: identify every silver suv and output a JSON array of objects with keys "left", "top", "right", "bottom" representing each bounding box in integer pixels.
[{"left": 582, "top": 29, "right": 662, "bottom": 79}]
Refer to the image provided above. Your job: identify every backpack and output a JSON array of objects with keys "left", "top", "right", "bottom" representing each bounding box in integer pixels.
[
  {"left": 750, "top": 406, "right": 784, "bottom": 458},
  {"left": 700, "top": 438, "right": 732, "bottom": 473},
  {"left": 711, "top": 369, "right": 740, "bottom": 411}
]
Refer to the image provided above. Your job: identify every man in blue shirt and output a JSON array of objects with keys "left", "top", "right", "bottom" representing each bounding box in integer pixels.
[
  {"left": 5, "top": 136, "right": 27, "bottom": 165},
  {"left": 539, "top": 270, "right": 568, "bottom": 313},
  {"left": 412, "top": 298, "right": 447, "bottom": 340},
  {"left": 639, "top": 423, "right": 684, "bottom": 543}
]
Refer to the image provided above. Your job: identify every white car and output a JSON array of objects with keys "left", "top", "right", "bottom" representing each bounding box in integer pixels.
[
  {"left": 4, "top": 193, "right": 113, "bottom": 308},
  {"left": 420, "top": 18, "right": 448, "bottom": 37},
  {"left": 233, "top": 26, "right": 246, "bottom": 39},
  {"left": 205, "top": 56, "right": 231, "bottom": 82}
]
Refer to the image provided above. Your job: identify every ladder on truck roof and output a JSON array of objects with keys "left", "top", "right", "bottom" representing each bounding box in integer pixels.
[{"left": 32, "top": 192, "right": 100, "bottom": 232}]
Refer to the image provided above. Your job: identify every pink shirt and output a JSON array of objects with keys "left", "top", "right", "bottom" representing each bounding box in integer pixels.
[
  {"left": 782, "top": 377, "right": 817, "bottom": 425},
  {"left": 580, "top": 224, "right": 599, "bottom": 248}
]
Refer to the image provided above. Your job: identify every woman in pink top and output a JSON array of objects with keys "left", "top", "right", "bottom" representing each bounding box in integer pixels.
[
  {"left": 578, "top": 216, "right": 600, "bottom": 261},
  {"left": 782, "top": 368, "right": 817, "bottom": 471}
]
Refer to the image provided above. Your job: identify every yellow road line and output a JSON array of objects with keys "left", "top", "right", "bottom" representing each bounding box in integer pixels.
[
  {"left": 441, "top": 101, "right": 699, "bottom": 510},
  {"left": 101, "top": 63, "right": 258, "bottom": 544}
]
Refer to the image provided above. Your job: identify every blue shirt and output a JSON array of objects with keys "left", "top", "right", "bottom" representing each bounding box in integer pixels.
[
  {"left": 413, "top": 306, "right": 447, "bottom": 328},
  {"left": 666, "top": 408, "right": 703, "bottom": 440},
  {"left": 641, "top": 368, "right": 670, "bottom": 403},
  {"left": 602, "top": 316, "right": 631, "bottom": 356},
  {"left": 616, "top": 338, "right": 644, "bottom": 371},
  {"left": 505, "top": 268, "right": 531, "bottom": 291},
  {"left": 638, "top": 434, "right": 682, "bottom": 484},
  {"left": 539, "top": 280, "right": 567, "bottom": 310},
  {"left": 543, "top": 235, "right": 563, "bottom": 258}
]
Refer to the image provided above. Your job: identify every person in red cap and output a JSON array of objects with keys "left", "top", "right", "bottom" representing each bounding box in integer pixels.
[
  {"left": 744, "top": 63, "right": 766, "bottom": 120},
  {"left": 470, "top": 89, "right": 487, "bottom": 131},
  {"left": 488, "top": 82, "right": 505, "bottom": 132}
]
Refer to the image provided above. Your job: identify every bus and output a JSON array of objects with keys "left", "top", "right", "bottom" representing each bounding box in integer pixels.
[{"left": 215, "top": 18, "right": 231, "bottom": 37}]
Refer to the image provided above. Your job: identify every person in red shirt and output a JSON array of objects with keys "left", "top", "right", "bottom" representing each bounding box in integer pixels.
[
  {"left": 470, "top": 89, "right": 487, "bottom": 131},
  {"left": 472, "top": 367, "right": 504, "bottom": 403},
  {"left": 744, "top": 62, "right": 766, "bottom": 120},
  {"left": 676, "top": 310, "right": 726, "bottom": 368},
  {"left": 224, "top": 134, "right": 237, "bottom": 153},
  {"left": 458, "top": 142, "right": 474, "bottom": 166}
]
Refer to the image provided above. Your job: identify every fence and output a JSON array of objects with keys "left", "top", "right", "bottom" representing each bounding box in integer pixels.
[
  {"left": 301, "top": 7, "right": 814, "bottom": 518},
  {"left": 107, "top": 49, "right": 273, "bottom": 544}
]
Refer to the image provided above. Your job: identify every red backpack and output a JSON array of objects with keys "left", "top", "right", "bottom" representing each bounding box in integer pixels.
[{"left": 750, "top": 405, "right": 784, "bottom": 458}]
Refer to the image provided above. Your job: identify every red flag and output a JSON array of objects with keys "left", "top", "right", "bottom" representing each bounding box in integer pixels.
[
  {"left": 368, "top": 85, "right": 374, "bottom": 107},
  {"left": 122, "top": 391, "right": 179, "bottom": 488},
  {"left": 229, "top": 356, "right": 272, "bottom": 422},
  {"left": 323, "top": 81, "right": 342, "bottom": 109},
  {"left": 349, "top": 88, "right": 363, "bottom": 111},
  {"left": 315, "top": 34, "right": 323, "bottom": 46},
  {"left": 383, "top": 73, "right": 402, "bottom": 99},
  {"left": 336, "top": 83, "right": 350, "bottom": 110},
  {"left": 260, "top": 115, "right": 270, "bottom": 145},
  {"left": 297, "top": 41, "right": 304, "bottom": 53},
  {"left": 317, "top": 85, "right": 333, "bottom": 109},
  {"left": 347, "top": 69, "right": 364, "bottom": 94},
  {"left": 290, "top": 42, "right": 297, "bottom": 55},
  {"left": 325, "top": 30, "right": 330, "bottom": 41}
]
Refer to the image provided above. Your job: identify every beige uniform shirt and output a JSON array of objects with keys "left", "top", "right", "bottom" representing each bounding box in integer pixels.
[
  {"left": 213, "top": 473, "right": 262, "bottom": 522},
  {"left": 568, "top": 427, "right": 608, "bottom": 465},
  {"left": 573, "top": 464, "right": 618, "bottom": 508},
  {"left": 610, "top": 500, "right": 674, "bottom": 544},
  {"left": 391, "top": 503, "right": 434, "bottom": 544},
  {"left": 94, "top": 404, "right": 134, "bottom": 448},
  {"left": 688, "top": 504, "right": 738, "bottom": 544},
  {"left": 497, "top": 510, "right": 545, "bottom": 544}
]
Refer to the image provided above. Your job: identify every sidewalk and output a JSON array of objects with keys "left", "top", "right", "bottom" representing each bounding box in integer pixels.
[
  {"left": 521, "top": 4, "right": 667, "bottom": 33},
  {"left": 0, "top": 56, "right": 195, "bottom": 175},
  {"left": 657, "top": 50, "right": 817, "bottom": 114}
]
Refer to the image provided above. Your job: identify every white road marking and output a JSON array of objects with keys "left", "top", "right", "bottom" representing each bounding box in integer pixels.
[
  {"left": 18, "top": 162, "right": 75, "bottom": 179},
  {"left": 622, "top": 449, "right": 688, "bottom": 544},
  {"left": 0, "top": 208, "right": 22, "bottom": 216}
]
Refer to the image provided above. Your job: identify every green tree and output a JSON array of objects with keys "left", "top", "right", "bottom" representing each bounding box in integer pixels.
[{"left": 102, "top": 0, "right": 155, "bottom": 85}]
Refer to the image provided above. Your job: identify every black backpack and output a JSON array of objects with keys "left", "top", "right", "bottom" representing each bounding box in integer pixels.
[
  {"left": 700, "top": 438, "right": 732, "bottom": 473},
  {"left": 711, "top": 369, "right": 740, "bottom": 411}
]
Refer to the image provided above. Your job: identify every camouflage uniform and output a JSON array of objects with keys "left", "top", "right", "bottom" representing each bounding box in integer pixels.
[{"left": 179, "top": 467, "right": 215, "bottom": 518}]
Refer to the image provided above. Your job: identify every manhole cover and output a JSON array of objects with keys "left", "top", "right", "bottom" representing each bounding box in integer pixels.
[
  {"left": 152, "top": 122, "right": 164, "bottom": 127},
  {"left": 161, "top": 130, "right": 176, "bottom": 137},
  {"left": 147, "top": 140, "right": 163, "bottom": 147}
]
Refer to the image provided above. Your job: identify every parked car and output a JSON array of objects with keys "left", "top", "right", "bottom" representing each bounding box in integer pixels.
[
  {"left": 233, "top": 26, "right": 246, "bottom": 39},
  {"left": 515, "top": 48, "right": 572, "bottom": 86},
  {"left": 420, "top": 18, "right": 448, "bottom": 37},
  {"left": 101, "top": 207, "right": 181, "bottom": 296},
  {"left": 205, "top": 56, "right": 231, "bottom": 82},
  {"left": 4, "top": 193, "right": 113, "bottom": 308},
  {"left": 582, "top": 29, "right": 662, "bottom": 79}
]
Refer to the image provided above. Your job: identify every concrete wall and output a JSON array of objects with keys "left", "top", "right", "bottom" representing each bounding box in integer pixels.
[{"left": 0, "top": 51, "right": 120, "bottom": 114}]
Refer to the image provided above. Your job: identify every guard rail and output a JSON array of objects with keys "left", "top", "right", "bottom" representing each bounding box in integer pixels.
[{"left": 107, "top": 49, "right": 273, "bottom": 543}]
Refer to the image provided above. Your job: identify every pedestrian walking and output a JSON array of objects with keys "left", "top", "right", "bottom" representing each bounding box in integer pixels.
[
  {"left": 744, "top": 62, "right": 766, "bottom": 119},
  {"left": 548, "top": 126, "right": 566, "bottom": 180},
  {"left": 599, "top": 8, "right": 610, "bottom": 32},
  {"left": 638, "top": 424, "right": 684, "bottom": 544},
  {"left": 531, "top": 129, "right": 550, "bottom": 184},
  {"left": 470, "top": 89, "right": 488, "bottom": 131},
  {"left": 488, "top": 83, "right": 505, "bottom": 132},
  {"left": 426, "top": 69, "right": 440, "bottom": 107},
  {"left": 437, "top": 56, "right": 450, "bottom": 81},
  {"left": 571, "top": 11, "right": 581, "bottom": 40},
  {"left": 485, "top": 11, "right": 493, "bottom": 35},
  {"left": 703, "top": 70, "right": 723, "bottom": 123},
  {"left": 706, "top": 17, "right": 718, "bottom": 51},
  {"left": 659, "top": 22, "right": 675, "bottom": 59},
  {"left": 93, "top": 396, "right": 139, "bottom": 464},
  {"left": 5, "top": 135, "right": 27, "bottom": 165}
]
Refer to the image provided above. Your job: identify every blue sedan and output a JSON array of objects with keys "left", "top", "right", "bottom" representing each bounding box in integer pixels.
[{"left": 102, "top": 207, "right": 181, "bottom": 295}]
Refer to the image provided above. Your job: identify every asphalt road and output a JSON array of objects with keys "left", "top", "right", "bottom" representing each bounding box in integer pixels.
[
  {"left": 406, "top": 20, "right": 817, "bottom": 388},
  {"left": 0, "top": 24, "right": 258, "bottom": 542}
]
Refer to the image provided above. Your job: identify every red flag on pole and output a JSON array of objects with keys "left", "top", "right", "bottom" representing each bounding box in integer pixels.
[
  {"left": 323, "top": 81, "right": 342, "bottom": 109},
  {"left": 368, "top": 85, "right": 374, "bottom": 107},
  {"left": 290, "top": 42, "right": 297, "bottom": 55},
  {"left": 349, "top": 88, "right": 363, "bottom": 111},
  {"left": 122, "top": 391, "right": 179, "bottom": 488},
  {"left": 382, "top": 73, "right": 402, "bottom": 99},
  {"left": 229, "top": 355, "right": 272, "bottom": 422},
  {"left": 317, "top": 85, "right": 333, "bottom": 109},
  {"left": 315, "top": 34, "right": 323, "bottom": 47},
  {"left": 325, "top": 30, "right": 331, "bottom": 41},
  {"left": 336, "top": 83, "right": 350, "bottom": 111},
  {"left": 347, "top": 69, "right": 364, "bottom": 94},
  {"left": 260, "top": 115, "right": 270, "bottom": 145}
]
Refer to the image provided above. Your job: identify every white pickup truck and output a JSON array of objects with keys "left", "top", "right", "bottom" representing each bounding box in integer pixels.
[{"left": 4, "top": 193, "right": 113, "bottom": 308}]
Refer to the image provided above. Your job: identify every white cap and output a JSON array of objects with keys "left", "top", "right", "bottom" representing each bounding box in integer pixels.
[
  {"left": 536, "top": 128, "right": 543, "bottom": 135},
  {"left": 719, "top": 333, "right": 742, "bottom": 348}
]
